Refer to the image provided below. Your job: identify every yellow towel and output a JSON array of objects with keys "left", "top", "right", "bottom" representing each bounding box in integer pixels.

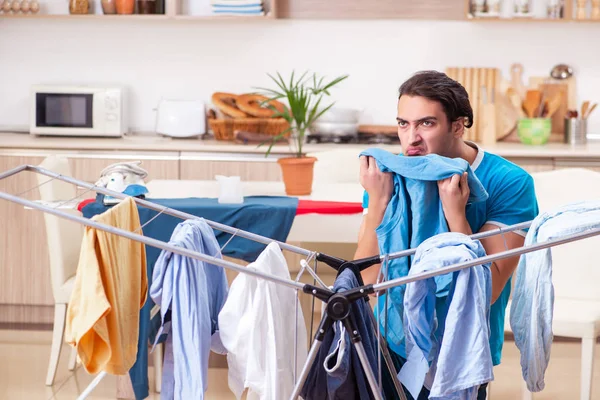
[{"left": 65, "top": 197, "right": 147, "bottom": 375}]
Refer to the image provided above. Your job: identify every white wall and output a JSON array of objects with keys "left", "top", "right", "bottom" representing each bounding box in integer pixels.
[{"left": 1, "top": 18, "right": 599, "bottom": 135}]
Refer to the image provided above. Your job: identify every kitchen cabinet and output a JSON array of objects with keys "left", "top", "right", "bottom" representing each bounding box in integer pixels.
[
  {"left": 0, "top": 150, "right": 179, "bottom": 326},
  {"left": 180, "top": 152, "right": 282, "bottom": 181},
  {"left": 278, "top": 0, "right": 465, "bottom": 19},
  {"left": 0, "top": 153, "right": 54, "bottom": 325}
]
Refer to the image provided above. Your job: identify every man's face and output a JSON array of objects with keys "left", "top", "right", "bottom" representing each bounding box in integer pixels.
[{"left": 396, "top": 95, "right": 463, "bottom": 157}]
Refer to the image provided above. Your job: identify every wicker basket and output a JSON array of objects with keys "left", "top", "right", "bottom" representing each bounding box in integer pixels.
[{"left": 208, "top": 117, "right": 291, "bottom": 141}]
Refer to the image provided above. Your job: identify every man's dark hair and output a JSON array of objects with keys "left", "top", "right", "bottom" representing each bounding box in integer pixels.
[{"left": 398, "top": 70, "right": 473, "bottom": 129}]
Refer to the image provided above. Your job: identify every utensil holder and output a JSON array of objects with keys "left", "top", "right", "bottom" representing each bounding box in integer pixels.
[{"left": 564, "top": 118, "right": 587, "bottom": 145}]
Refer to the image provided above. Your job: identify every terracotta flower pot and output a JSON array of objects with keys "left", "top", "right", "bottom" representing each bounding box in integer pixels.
[{"left": 277, "top": 156, "right": 317, "bottom": 196}]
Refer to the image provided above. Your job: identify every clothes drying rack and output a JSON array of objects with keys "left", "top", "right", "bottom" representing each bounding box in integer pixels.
[{"left": 2, "top": 164, "right": 599, "bottom": 400}]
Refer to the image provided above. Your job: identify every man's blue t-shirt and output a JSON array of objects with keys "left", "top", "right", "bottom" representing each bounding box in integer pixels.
[{"left": 362, "top": 144, "right": 539, "bottom": 365}]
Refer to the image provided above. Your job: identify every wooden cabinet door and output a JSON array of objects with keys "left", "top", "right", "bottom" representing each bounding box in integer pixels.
[
  {"left": 0, "top": 153, "right": 54, "bottom": 324},
  {"left": 180, "top": 153, "right": 282, "bottom": 181},
  {"left": 278, "top": 0, "right": 465, "bottom": 19}
]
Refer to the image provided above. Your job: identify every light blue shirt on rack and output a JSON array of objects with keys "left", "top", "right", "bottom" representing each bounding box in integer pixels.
[
  {"left": 150, "top": 219, "right": 229, "bottom": 400},
  {"left": 510, "top": 200, "right": 600, "bottom": 392},
  {"left": 362, "top": 144, "right": 539, "bottom": 365},
  {"left": 399, "top": 232, "right": 493, "bottom": 400}
]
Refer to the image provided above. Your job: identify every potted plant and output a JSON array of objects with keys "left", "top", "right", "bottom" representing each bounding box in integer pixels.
[{"left": 256, "top": 70, "right": 349, "bottom": 195}]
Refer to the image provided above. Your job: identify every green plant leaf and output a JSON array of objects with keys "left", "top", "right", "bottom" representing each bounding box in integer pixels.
[
  {"left": 258, "top": 70, "right": 349, "bottom": 158},
  {"left": 322, "top": 75, "right": 349, "bottom": 92},
  {"left": 312, "top": 101, "right": 336, "bottom": 125}
]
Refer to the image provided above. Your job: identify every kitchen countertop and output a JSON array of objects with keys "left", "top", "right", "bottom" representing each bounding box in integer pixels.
[{"left": 2, "top": 131, "right": 600, "bottom": 158}]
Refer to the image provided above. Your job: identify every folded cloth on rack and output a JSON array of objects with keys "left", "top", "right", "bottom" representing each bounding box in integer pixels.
[
  {"left": 361, "top": 145, "right": 539, "bottom": 366},
  {"left": 399, "top": 232, "right": 493, "bottom": 400},
  {"left": 150, "top": 219, "right": 229, "bottom": 399},
  {"left": 510, "top": 200, "right": 600, "bottom": 392},
  {"left": 359, "top": 148, "right": 488, "bottom": 359},
  {"left": 82, "top": 194, "right": 296, "bottom": 399},
  {"left": 300, "top": 265, "right": 379, "bottom": 400},
  {"left": 65, "top": 197, "right": 147, "bottom": 375},
  {"left": 218, "top": 242, "right": 307, "bottom": 400}
]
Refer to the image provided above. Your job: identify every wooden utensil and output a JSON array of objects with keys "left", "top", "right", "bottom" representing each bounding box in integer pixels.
[
  {"left": 581, "top": 101, "right": 590, "bottom": 119},
  {"left": 523, "top": 90, "right": 541, "bottom": 118},
  {"left": 584, "top": 103, "right": 597, "bottom": 119},
  {"left": 496, "top": 89, "right": 519, "bottom": 141},
  {"left": 543, "top": 92, "right": 563, "bottom": 118},
  {"left": 529, "top": 76, "right": 575, "bottom": 135},
  {"left": 506, "top": 87, "right": 526, "bottom": 118},
  {"left": 510, "top": 63, "right": 526, "bottom": 100}
]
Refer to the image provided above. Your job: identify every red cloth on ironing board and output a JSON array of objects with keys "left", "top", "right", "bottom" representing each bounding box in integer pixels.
[
  {"left": 296, "top": 199, "right": 363, "bottom": 215},
  {"left": 77, "top": 198, "right": 364, "bottom": 215}
]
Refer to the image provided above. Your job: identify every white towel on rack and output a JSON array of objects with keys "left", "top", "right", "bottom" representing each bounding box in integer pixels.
[{"left": 218, "top": 242, "right": 308, "bottom": 400}]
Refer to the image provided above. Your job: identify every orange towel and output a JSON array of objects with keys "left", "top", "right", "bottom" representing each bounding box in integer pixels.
[{"left": 65, "top": 197, "right": 147, "bottom": 375}]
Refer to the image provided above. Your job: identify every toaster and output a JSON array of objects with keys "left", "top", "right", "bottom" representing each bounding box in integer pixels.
[{"left": 155, "top": 99, "right": 207, "bottom": 138}]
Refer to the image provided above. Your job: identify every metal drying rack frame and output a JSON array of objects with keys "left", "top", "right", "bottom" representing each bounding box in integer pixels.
[{"left": 2, "top": 164, "right": 599, "bottom": 400}]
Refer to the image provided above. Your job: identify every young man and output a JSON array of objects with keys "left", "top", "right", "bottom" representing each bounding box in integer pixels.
[{"left": 355, "top": 70, "right": 539, "bottom": 399}]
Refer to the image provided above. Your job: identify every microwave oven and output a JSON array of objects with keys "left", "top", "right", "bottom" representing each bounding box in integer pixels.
[{"left": 29, "top": 84, "right": 127, "bottom": 137}]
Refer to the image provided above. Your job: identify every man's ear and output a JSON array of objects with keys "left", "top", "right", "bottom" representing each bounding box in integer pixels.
[{"left": 452, "top": 119, "right": 465, "bottom": 138}]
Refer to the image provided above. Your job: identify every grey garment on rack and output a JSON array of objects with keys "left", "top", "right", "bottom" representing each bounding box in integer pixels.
[
  {"left": 301, "top": 266, "right": 380, "bottom": 400},
  {"left": 511, "top": 200, "right": 600, "bottom": 392}
]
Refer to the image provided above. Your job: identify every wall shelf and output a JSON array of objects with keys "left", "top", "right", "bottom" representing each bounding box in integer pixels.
[
  {"left": 464, "top": 0, "right": 600, "bottom": 23},
  {"left": 0, "top": 13, "right": 274, "bottom": 20},
  {"left": 1, "top": 0, "right": 276, "bottom": 20},
  {"left": 466, "top": 16, "right": 600, "bottom": 22},
  {"left": 0, "top": 13, "right": 169, "bottom": 19}
]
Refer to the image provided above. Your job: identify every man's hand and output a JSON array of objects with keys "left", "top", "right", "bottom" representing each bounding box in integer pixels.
[
  {"left": 438, "top": 172, "right": 470, "bottom": 226},
  {"left": 359, "top": 156, "right": 393, "bottom": 209}
]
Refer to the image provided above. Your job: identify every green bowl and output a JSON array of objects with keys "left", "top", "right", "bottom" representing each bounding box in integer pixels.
[{"left": 517, "top": 118, "right": 552, "bottom": 145}]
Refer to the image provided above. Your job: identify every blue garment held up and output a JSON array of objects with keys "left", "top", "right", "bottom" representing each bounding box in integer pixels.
[{"left": 359, "top": 148, "right": 489, "bottom": 358}]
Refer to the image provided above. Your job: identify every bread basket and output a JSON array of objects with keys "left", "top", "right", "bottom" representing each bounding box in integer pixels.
[{"left": 209, "top": 117, "right": 291, "bottom": 141}]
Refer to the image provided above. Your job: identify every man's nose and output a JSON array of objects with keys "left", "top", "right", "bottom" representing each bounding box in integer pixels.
[{"left": 408, "top": 126, "right": 421, "bottom": 144}]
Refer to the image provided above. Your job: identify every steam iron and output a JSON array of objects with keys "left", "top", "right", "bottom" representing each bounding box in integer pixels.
[{"left": 95, "top": 161, "right": 149, "bottom": 206}]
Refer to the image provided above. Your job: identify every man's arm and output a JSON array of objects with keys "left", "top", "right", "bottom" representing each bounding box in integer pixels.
[
  {"left": 479, "top": 224, "right": 524, "bottom": 303},
  {"left": 355, "top": 205, "right": 386, "bottom": 286},
  {"left": 355, "top": 155, "right": 393, "bottom": 285}
]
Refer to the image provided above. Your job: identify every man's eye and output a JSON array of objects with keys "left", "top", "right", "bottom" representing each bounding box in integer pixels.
[
  {"left": 398, "top": 121, "right": 407, "bottom": 127},
  {"left": 422, "top": 121, "right": 433, "bottom": 127}
]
